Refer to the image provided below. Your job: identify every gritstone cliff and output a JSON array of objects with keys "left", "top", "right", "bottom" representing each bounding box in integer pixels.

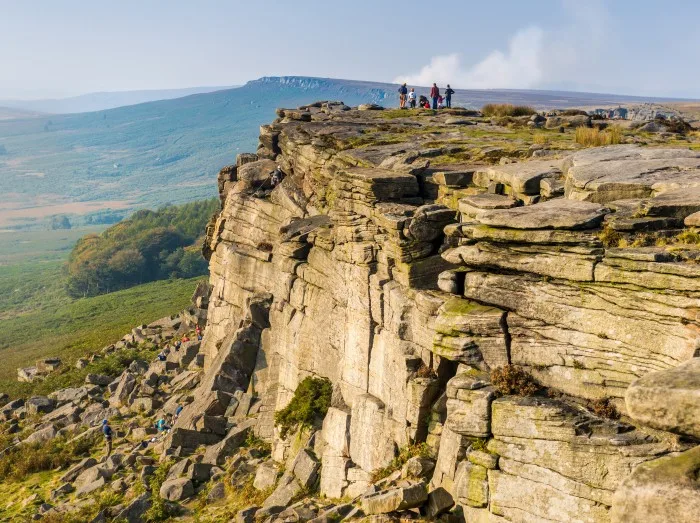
[
  {"left": 7, "top": 102, "right": 700, "bottom": 522},
  {"left": 178, "top": 102, "right": 700, "bottom": 522}
]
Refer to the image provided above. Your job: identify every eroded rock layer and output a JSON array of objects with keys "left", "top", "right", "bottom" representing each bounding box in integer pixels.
[{"left": 186, "top": 105, "right": 700, "bottom": 522}]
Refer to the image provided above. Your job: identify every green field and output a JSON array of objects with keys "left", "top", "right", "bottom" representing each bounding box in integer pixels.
[
  {"left": 0, "top": 275, "right": 202, "bottom": 398},
  {"left": 0, "top": 208, "right": 212, "bottom": 398}
]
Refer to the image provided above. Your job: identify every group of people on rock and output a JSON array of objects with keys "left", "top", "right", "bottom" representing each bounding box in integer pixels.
[{"left": 398, "top": 83, "right": 455, "bottom": 110}]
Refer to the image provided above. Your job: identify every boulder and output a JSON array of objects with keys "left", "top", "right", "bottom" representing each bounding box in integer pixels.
[
  {"left": 254, "top": 461, "right": 279, "bottom": 491},
  {"left": 166, "top": 458, "right": 192, "bottom": 481},
  {"left": 236, "top": 506, "right": 260, "bottom": 523},
  {"left": 611, "top": 445, "right": 700, "bottom": 523},
  {"left": 401, "top": 456, "right": 436, "bottom": 479},
  {"left": 159, "top": 478, "right": 194, "bottom": 501},
  {"left": 473, "top": 160, "right": 562, "bottom": 196},
  {"left": 75, "top": 465, "right": 108, "bottom": 489},
  {"left": 60, "top": 457, "right": 97, "bottom": 483},
  {"left": 187, "top": 462, "right": 213, "bottom": 483},
  {"left": 85, "top": 374, "right": 112, "bottom": 386},
  {"left": 262, "top": 472, "right": 302, "bottom": 509},
  {"left": 26, "top": 396, "right": 55, "bottom": 415},
  {"left": 626, "top": 358, "right": 700, "bottom": 438},
  {"left": 361, "top": 482, "right": 428, "bottom": 514},
  {"left": 545, "top": 114, "right": 590, "bottom": 128},
  {"left": 476, "top": 199, "right": 610, "bottom": 230},
  {"left": 564, "top": 145, "right": 700, "bottom": 202},
  {"left": 114, "top": 493, "right": 152, "bottom": 522},
  {"left": 23, "top": 424, "right": 57, "bottom": 444},
  {"left": 202, "top": 418, "right": 256, "bottom": 465},
  {"left": 50, "top": 483, "right": 74, "bottom": 500},
  {"left": 17, "top": 366, "right": 38, "bottom": 382},
  {"left": 422, "top": 487, "right": 454, "bottom": 518},
  {"left": 292, "top": 449, "right": 320, "bottom": 488},
  {"left": 109, "top": 372, "right": 136, "bottom": 407},
  {"left": 76, "top": 476, "right": 106, "bottom": 496},
  {"left": 207, "top": 481, "right": 226, "bottom": 501}
]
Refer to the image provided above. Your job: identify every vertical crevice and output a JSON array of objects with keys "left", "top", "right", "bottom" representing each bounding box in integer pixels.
[{"left": 501, "top": 311, "right": 512, "bottom": 365}]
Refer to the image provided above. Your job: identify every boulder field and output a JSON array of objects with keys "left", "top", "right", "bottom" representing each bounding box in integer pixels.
[{"left": 3, "top": 103, "right": 700, "bottom": 521}]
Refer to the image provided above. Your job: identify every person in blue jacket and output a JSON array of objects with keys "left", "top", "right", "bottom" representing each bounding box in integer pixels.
[
  {"left": 102, "top": 419, "right": 113, "bottom": 459},
  {"left": 398, "top": 83, "right": 408, "bottom": 108}
]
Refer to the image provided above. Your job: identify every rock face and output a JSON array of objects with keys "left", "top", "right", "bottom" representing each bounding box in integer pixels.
[
  {"left": 191, "top": 108, "right": 700, "bottom": 520},
  {"left": 8, "top": 106, "right": 700, "bottom": 521}
]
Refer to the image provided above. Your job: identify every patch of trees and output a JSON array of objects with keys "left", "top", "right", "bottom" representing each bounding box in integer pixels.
[{"left": 66, "top": 199, "right": 218, "bottom": 297}]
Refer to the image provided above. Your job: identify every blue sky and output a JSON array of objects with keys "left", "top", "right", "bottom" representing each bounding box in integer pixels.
[{"left": 1, "top": 0, "right": 699, "bottom": 98}]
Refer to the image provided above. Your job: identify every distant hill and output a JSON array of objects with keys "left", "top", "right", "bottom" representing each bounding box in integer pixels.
[
  {"left": 0, "top": 106, "right": 44, "bottom": 121},
  {"left": 0, "top": 86, "right": 234, "bottom": 114},
  {"left": 0, "top": 76, "right": 694, "bottom": 230}
]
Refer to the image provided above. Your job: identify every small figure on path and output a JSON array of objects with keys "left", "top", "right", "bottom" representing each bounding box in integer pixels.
[
  {"left": 408, "top": 88, "right": 416, "bottom": 109},
  {"left": 102, "top": 419, "right": 113, "bottom": 460},
  {"left": 430, "top": 83, "right": 440, "bottom": 110},
  {"left": 174, "top": 404, "right": 184, "bottom": 423},
  {"left": 398, "top": 82, "right": 408, "bottom": 108},
  {"left": 270, "top": 165, "right": 283, "bottom": 187},
  {"left": 444, "top": 84, "right": 455, "bottom": 108}
]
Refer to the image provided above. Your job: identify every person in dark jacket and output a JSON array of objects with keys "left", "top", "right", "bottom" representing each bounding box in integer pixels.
[
  {"left": 430, "top": 83, "right": 440, "bottom": 110},
  {"left": 444, "top": 84, "right": 455, "bottom": 108},
  {"left": 102, "top": 419, "right": 113, "bottom": 459},
  {"left": 398, "top": 83, "right": 408, "bottom": 108}
]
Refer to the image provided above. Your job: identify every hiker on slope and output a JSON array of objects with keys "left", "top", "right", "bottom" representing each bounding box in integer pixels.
[{"left": 102, "top": 419, "right": 113, "bottom": 459}]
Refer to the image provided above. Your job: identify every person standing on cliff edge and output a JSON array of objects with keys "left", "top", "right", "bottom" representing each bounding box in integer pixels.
[
  {"left": 430, "top": 83, "right": 440, "bottom": 110},
  {"left": 398, "top": 82, "right": 408, "bottom": 109},
  {"left": 444, "top": 84, "right": 455, "bottom": 108}
]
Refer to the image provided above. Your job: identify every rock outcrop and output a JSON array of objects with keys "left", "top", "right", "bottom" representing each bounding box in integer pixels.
[
  {"left": 4, "top": 103, "right": 700, "bottom": 521},
  {"left": 189, "top": 106, "right": 700, "bottom": 521}
]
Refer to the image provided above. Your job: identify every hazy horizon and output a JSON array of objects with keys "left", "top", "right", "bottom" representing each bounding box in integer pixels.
[{"left": 3, "top": 1, "right": 700, "bottom": 99}]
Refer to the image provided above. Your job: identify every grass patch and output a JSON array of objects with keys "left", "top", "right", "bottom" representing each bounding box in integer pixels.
[
  {"left": 482, "top": 104, "right": 536, "bottom": 117},
  {"left": 40, "top": 490, "right": 126, "bottom": 523},
  {"left": 0, "top": 428, "right": 102, "bottom": 481},
  {"left": 672, "top": 227, "right": 700, "bottom": 245},
  {"left": 532, "top": 133, "right": 550, "bottom": 145},
  {"left": 144, "top": 460, "right": 176, "bottom": 522},
  {"left": 575, "top": 125, "right": 622, "bottom": 147},
  {"left": 598, "top": 225, "right": 623, "bottom": 248},
  {"left": 242, "top": 431, "right": 272, "bottom": 456},
  {"left": 274, "top": 376, "right": 332, "bottom": 438},
  {"left": 371, "top": 443, "right": 431, "bottom": 482},
  {"left": 490, "top": 365, "right": 541, "bottom": 396},
  {"left": 0, "top": 276, "right": 201, "bottom": 398}
]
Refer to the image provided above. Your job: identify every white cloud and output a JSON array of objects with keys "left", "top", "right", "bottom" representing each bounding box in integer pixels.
[
  {"left": 393, "top": 1, "right": 610, "bottom": 91},
  {"left": 393, "top": 27, "right": 543, "bottom": 89}
]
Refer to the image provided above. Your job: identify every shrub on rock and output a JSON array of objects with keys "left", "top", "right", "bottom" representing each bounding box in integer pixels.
[
  {"left": 274, "top": 377, "right": 332, "bottom": 438},
  {"left": 490, "top": 365, "right": 541, "bottom": 396}
]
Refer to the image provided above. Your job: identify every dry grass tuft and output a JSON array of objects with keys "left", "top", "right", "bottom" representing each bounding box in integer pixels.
[
  {"left": 575, "top": 125, "right": 622, "bottom": 147},
  {"left": 532, "top": 133, "right": 550, "bottom": 145},
  {"left": 482, "top": 104, "right": 536, "bottom": 117},
  {"left": 590, "top": 398, "right": 620, "bottom": 420},
  {"left": 490, "top": 365, "right": 541, "bottom": 396}
]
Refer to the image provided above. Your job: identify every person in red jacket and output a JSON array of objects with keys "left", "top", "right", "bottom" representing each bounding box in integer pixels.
[{"left": 430, "top": 83, "right": 440, "bottom": 110}]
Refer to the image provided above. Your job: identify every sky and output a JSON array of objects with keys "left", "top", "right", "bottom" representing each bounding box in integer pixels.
[{"left": 1, "top": 0, "right": 699, "bottom": 99}]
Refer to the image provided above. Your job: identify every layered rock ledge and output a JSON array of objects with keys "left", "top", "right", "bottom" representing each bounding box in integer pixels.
[{"left": 179, "top": 105, "right": 700, "bottom": 521}]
